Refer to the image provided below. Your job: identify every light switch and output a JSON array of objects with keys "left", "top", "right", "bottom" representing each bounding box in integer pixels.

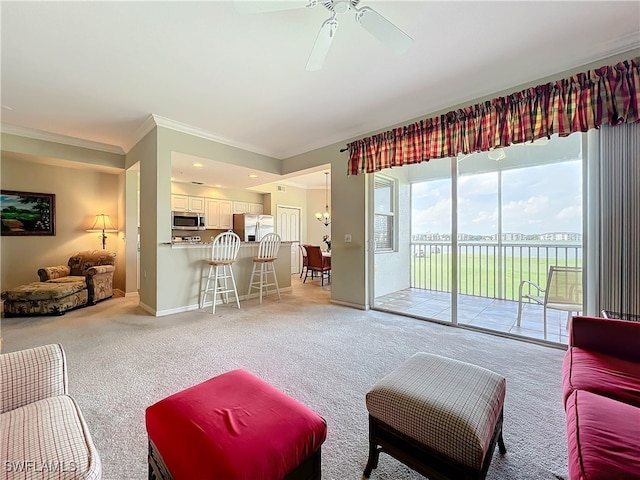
[{"left": 344, "top": 234, "right": 352, "bottom": 243}]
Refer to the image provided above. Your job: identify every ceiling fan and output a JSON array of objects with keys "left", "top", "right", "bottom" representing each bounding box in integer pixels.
[{"left": 235, "top": 0, "right": 413, "bottom": 71}]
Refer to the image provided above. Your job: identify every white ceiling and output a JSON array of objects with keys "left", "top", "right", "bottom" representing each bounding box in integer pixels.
[{"left": 1, "top": 1, "right": 639, "bottom": 189}]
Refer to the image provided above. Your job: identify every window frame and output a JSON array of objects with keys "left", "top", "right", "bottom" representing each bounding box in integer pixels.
[{"left": 373, "top": 174, "right": 397, "bottom": 253}]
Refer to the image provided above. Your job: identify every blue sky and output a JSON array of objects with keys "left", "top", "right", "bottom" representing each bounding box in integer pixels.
[
  {"left": 0, "top": 194, "right": 37, "bottom": 211},
  {"left": 412, "top": 160, "right": 583, "bottom": 236}
]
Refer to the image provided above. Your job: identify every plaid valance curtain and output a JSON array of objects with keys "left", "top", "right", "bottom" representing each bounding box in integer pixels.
[{"left": 347, "top": 57, "right": 640, "bottom": 175}]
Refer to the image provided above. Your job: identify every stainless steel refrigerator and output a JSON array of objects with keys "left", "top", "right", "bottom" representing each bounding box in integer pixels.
[{"left": 233, "top": 214, "right": 274, "bottom": 242}]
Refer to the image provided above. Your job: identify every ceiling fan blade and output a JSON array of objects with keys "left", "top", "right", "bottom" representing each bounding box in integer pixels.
[
  {"left": 305, "top": 17, "right": 339, "bottom": 71},
  {"left": 355, "top": 6, "right": 413, "bottom": 54},
  {"left": 235, "top": 0, "right": 318, "bottom": 14}
]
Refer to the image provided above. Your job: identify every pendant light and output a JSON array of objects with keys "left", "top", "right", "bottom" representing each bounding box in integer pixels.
[{"left": 315, "top": 172, "right": 331, "bottom": 226}]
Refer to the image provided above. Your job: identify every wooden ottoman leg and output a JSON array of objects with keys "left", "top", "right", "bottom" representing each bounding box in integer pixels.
[
  {"left": 498, "top": 429, "right": 507, "bottom": 455},
  {"left": 363, "top": 416, "right": 381, "bottom": 477},
  {"left": 148, "top": 439, "right": 172, "bottom": 480}
]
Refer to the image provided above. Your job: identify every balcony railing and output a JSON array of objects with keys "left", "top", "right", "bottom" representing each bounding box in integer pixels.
[{"left": 411, "top": 241, "right": 583, "bottom": 302}]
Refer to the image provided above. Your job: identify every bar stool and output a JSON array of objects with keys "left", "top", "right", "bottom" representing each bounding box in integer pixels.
[
  {"left": 201, "top": 231, "right": 241, "bottom": 314},
  {"left": 248, "top": 233, "right": 281, "bottom": 304}
]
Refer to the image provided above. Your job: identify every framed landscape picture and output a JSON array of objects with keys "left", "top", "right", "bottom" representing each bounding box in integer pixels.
[{"left": 0, "top": 190, "right": 56, "bottom": 236}]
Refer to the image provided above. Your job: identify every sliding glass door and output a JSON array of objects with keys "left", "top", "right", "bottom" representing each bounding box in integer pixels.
[
  {"left": 371, "top": 133, "right": 584, "bottom": 344},
  {"left": 373, "top": 156, "right": 453, "bottom": 323}
]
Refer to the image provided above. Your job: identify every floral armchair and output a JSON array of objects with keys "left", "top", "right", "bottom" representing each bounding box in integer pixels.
[{"left": 38, "top": 250, "right": 116, "bottom": 304}]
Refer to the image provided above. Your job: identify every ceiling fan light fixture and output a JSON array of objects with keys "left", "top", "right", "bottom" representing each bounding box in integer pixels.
[
  {"left": 355, "top": 6, "right": 413, "bottom": 54},
  {"left": 488, "top": 148, "right": 506, "bottom": 162},
  {"left": 239, "top": 0, "right": 411, "bottom": 70},
  {"left": 333, "top": 0, "right": 350, "bottom": 15}
]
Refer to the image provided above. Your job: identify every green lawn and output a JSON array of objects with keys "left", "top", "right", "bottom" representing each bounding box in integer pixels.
[{"left": 412, "top": 252, "right": 582, "bottom": 301}]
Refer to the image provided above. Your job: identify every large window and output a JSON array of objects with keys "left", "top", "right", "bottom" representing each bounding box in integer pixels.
[{"left": 374, "top": 175, "right": 395, "bottom": 252}]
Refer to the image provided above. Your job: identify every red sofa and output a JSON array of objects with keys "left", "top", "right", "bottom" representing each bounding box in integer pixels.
[{"left": 562, "top": 315, "right": 640, "bottom": 480}]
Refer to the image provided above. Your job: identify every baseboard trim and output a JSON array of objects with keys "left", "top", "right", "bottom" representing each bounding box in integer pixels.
[
  {"left": 138, "top": 302, "right": 156, "bottom": 316},
  {"left": 124, "top": 290, "right": 140, "bottom": 298},
  {"left": 154, "top": 304, "right": 199, "bottom": 316},
  {"left": 152, "top": 286, "right": 294, "bottom": 317},
  {"left": 330, "top": 299, "right": 368, "bottom": 310}
]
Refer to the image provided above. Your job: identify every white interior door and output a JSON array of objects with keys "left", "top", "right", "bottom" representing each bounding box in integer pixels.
[{"left": 276, "top": 206, "right": 301, "bottom": 274}]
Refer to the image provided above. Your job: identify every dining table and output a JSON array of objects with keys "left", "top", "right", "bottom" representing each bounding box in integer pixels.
[{"left": 322, "top": 250, "right": 331, "bottom": 269}]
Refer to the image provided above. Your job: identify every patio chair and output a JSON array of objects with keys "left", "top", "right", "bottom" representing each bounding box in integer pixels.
[{"left": 517, "top": 265, "right": 583, "bottom": 338}]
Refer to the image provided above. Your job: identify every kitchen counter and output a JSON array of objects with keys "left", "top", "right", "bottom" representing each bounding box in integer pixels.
[
  {"left": 164, "top": 241, "right": 295, "bottom": 248},
  {"left": 154, "top": 241, "right": 292, "bottom": 314}
]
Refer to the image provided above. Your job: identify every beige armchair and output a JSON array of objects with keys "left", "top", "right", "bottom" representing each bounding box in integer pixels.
[
  {"left": 38, "top": 250, "right": 116, "bottom": 304},
  {"left": 1, "top": 344, "right": 102, "bottom": 478}
]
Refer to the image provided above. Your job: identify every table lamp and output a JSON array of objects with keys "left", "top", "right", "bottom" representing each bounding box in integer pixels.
[{"left": 88, "top": 214, "right": 118, "bottom": 250}]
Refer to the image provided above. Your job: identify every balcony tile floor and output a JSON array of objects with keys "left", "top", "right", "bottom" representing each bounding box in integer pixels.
[{"left": 375, "top": 288, "right": 569, "bottom": 345}]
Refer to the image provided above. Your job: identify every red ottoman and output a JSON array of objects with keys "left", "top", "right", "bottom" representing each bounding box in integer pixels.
[
  {"left": 145, "top": 369, "right": 327, "bottom": 480},
  {"left": 566, "top": 390, "right": 640, "bottom": 480}
]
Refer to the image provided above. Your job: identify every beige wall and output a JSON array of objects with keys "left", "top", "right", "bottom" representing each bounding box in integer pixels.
[
  {"left": 0, "top": 155, "right": 121, "bottom": 290},
  {"left": 171, "top": 181, "right": 265, "bottom": 204},
  {"left": 1, "top": 134, "right": 124, "bottom": 171},
  {"left": 129, "top": 128, "right": 160, "bottom": 311},
  {"left": 306, "top": 188, "right": 332, "bottom": 247}
]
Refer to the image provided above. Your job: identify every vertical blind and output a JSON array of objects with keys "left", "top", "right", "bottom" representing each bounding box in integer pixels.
[
  {"left": 597, "top": 121, "right": 640, "bottom": 318},
  {"left": 347, "top": 57, "right": 639, "bottom": 175}
]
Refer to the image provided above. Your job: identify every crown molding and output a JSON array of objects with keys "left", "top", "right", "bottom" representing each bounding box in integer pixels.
[
  {"left": 605, "top": 33, "right": 640, "bottom": 58},
  {"left": 124, "top": 114, "right": 158, "bottom": 153},
  {"left": 0, "top": 124, "right": 125, "bottom": 155},
  {"left": 149, "top": 114, "right": 280, "bottom": 159}
]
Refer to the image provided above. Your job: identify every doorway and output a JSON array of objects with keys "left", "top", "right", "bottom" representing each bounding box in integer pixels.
[{"left": 276, "top": 205, "right": 301, "bottom": 275}]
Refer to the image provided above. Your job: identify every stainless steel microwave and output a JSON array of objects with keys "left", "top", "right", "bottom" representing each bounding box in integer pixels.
[{"left": 171, "top": 211, "right": 206, "bottom": 230}]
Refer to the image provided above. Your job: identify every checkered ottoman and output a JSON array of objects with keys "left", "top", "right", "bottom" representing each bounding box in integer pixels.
[
  {"left": 364, "top": 353, "right": 506, "bottom": 480},
  {"left": 145, "top": 369, "right": 327, "bottom": 480}
]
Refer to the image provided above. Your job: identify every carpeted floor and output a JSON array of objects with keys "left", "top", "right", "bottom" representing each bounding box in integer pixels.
[{"left": 1, "top": 279, "right": 568, "bottom": 480}]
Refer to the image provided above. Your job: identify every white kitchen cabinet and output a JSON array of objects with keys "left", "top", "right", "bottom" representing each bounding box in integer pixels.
[
  {"left": 232, "top": 201, "right": 263, "bottom": 215},
  {"left": 172, "top": 194, "right": 205, "bottom": 213},
  {"left": 205, "top": 199, "right": 233, "bottom": 229},
  {"left": 171, "top": 194, "right": 189, "bottom": 212},
  {"left": 219, "top": 200, "right": 232, "bottom": 229},
  {"left": 233, "top": 201, "right": 249, "bottom": 214},
  {"left": 248, "top": 203, "right": 264, "bottom": 214},
  {"left": 189, "top": 196, "right": 206, "bottom": 213}
]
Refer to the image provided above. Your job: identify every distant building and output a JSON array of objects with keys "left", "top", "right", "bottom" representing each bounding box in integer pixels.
[
  {"left": 413, "top": 231, "right": 582, "bottom": 242},
  {"left": 539, "top": 232, "right": 582, "bottom": 241}
]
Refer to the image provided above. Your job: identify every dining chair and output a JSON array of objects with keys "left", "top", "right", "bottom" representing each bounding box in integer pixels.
[
  {"left": 248, "top": 233, "right": 281, "bottom": 304},
  {"left": 304, "top": 245, "right": 331, "bottom": 286},
  {"left": 300, "top": 244, "right": 310, "bottom": 278},
  {"left": 201, "top": 231, "right": 241, "bottom": 314}
]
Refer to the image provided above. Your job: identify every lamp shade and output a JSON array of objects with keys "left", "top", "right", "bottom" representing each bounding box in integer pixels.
[
  {"left": 88, "top": 214, "right": 117, "bottom": 250},
  {"left": 88, "top": 214, "right": 117, "bottom": 232}
]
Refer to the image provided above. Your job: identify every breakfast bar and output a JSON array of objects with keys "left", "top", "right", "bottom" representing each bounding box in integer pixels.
[{"left": 159, "top": 240, "right": 292, "bottom": 313}]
